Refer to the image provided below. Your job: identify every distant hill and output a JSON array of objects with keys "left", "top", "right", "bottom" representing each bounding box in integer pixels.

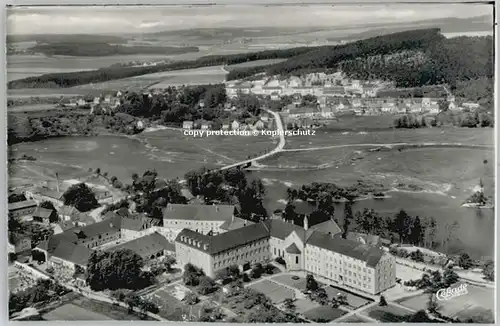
[
  {"left": 8, "top": 28, "right": 494, "bottom": 98},
  {"left": 6, "top": 34, "right": 128, "bottom": 44},
  {"left": 328, "top": 15, "right": 493, "bottom": 42}
]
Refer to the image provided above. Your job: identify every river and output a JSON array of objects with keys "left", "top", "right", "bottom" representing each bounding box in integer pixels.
[{"left": 8, "top": 129, "right": 495, "bottom": 259}]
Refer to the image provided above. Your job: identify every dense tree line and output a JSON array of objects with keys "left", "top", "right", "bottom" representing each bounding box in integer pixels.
[
  {"left": 184, "top": 167, "right": 267, "bottom": 221},
  {"left": 29, "top": 42, "right": 199, "bottom": 57},
  {"left": 8, "top": 45, "right": 315, "bottom": 88},
  {"left": 62, "top": 182, "right": 99, "bottom": 212},
  {"left": 7, "top": 111, "right": 144, "bottom": 145},
  {"left": 115, "top": 85, "right": 227, "bottom": 123},
  {"left": 394, "top": 111, "right": 493, "bottom": 129},
  {"left": 86, "top": 249, "right": 155, "bottom": 291},
  {"left": 130, "top": 169, "right": 187, "bottom": 218}
]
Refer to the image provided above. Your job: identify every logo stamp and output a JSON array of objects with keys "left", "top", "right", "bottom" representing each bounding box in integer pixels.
[{"left": 436, "top": 283, "right": 468, "bottom": 301}]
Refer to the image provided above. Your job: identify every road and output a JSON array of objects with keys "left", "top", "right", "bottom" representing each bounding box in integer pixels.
[
  {"left": 219, "top": 109, "right": 286, "bottom": 171},
  {"left": 178, "top": 109, "right": 285, "bottom": 184}
]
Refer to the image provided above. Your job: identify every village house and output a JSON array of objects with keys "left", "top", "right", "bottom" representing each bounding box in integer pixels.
[
  {"left": 462, "top": 102, "right": 480, "bottom": 110},
  {"left": 107, "top": 232, "right": 174, "bottom": 260},
  {"left": 287, "top": 76, "right": 303, "bottom": 88},
  {"left": 77, "top": 99, "right": 86, "bottom": 106},
  {"left": 8, "top": 200, "right": 38, "bottom": 218},
  {"left": 320, "top": 106, "right": 336, "bottom": 118},
  {"left": 287, "top": 105, "right": 317, "bottom": 118},
  {"left": 32, "top": 207, "right": 57, "bottom": 224},
  {"left": 25, "top": 187, "right": 65, "bottom": 207},
  {"left": 421, "top": 97, "right": 431, "bottom": 108},
  {"left": 120, "top": 216, "right": 162, "bottom": 241},
  {"left": 93, "top": 97, "right": 100, "bottom": 105},
  {"left": 201, "top": 121, "right": 212, "bottom": 130},
  {"left": 183, "top": 121, "right": 194, "bottom": 129},
  {"left": 254, "top": 120, "right": 265, "bottom": 130},
  {"left": 162, "top": 204, "right": 237, "bottom": 242},
  {"left": 222, "top": 123, "right": 230, "bottom": 131},
  {"left": 8, "top": 234, "right": 32, "bottom": 254},
  {"left": 270, "top": 92, "right": 280, "bottom": 101},
  {"left": 231, "top": 120, "right": 240, "bottom": 130},
  {"left": 176, "top": 217, "right": 396, "bottom": 295},
  {"left": 428, "top": 103, "right": 440, "bottom": 114}
]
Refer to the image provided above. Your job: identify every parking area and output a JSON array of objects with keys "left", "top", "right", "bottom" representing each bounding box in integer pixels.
[{"left": 248, "top": 279, "right": 295, "bottom": 304}]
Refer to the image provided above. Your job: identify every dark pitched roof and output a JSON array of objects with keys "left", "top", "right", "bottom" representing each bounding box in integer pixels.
[
  {"left": 176, "top": 222, "right": 270, "bottom": 255},
  {"left": 309, "top": 219, "right": 342, "bottom": 236},
  {"left": 286, "top": 243, "right": 301, "bottom": 254},
  {"left": 33, "top": 207, "right": 54, "bottom": 219},
  {"left": 121, "top": 218, "right": 143, "bottom": 231},
  {"left": 109, "top": 232, "right": 174, "bottom": 258},
  {"left": 219, "top": 217, "right": 254, "bottom": 231},
  {"left": 163, "top": 204, "right": 235, "bottom": 222},
  {"left": 263, "top": 219, "right": 306, "bottom": 241},
  {"left": 8, "top": 200, "right": 37, "bottom": 211},
  {"left": 306, "top": 231, "right": 384, "bottom": 267},
  {"left": 38, "top": 214, "right": 121, "bottom": 253},
  {"left": 50, "top": 241, "right": 93, "bottom": 266}
]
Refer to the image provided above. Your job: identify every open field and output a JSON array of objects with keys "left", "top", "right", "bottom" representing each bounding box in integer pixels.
[
  {"left": 293, "top": 298, "right": 320, "bottom": 314},
  {"left": 397, "top": 283, "right": 494, "bottom": 320},
  {"left": 8, "top": 104, "right": 60, "bottom": 113},
  {"left": 248, "top": 279, "right": 295, "bottom": 303},
  {"left": 362, "top": 303, "right": 414, "bottom": 322},
  {"left": 7, "top": 88, "right": 91, "bottom": 99},
  {"left": 225, "top": 58, "right": 287, "bottom": 70},
  {"left": 342, "top": 314, "right": 373, "bottom": 323},
  {"left": 285, "top": 127, "right": 494, "bottom": 149},
  {"left": 68, "top": 66, "right": 227, "bottom": 92},
  {"left": 303, "top": 305, "right": 347, "bottom": 321},
  {"left": 42, "top": 303, "right": 112, "bottom": 321}
]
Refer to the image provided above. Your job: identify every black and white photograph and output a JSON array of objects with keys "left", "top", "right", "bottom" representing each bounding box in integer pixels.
[{"left": 5, "top": 3, "right": 496, "bottom": 323}]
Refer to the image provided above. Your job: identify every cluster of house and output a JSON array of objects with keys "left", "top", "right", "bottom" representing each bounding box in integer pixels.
[
  {"left": 59, "top": 90, "right": 124, "bottom": 112},
  {"left": 225, "top": 72, "right": 386, "bottom": 100},
  {"left": 282, "top": 96, "right": 445, "bottom": 121},
  {"left": 182, "top": 111, "right": 274, "bottom": 131},
  {"left": 9, "top": 198, "right": 397, "bottom": 296}
]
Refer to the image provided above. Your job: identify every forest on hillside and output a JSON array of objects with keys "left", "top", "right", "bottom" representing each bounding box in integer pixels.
[
  {"left": 8, "top": 28, "right": 493, "bottom": 98},
  {"left": 29, "top": 42, "right": 199, "bottom": 57}
]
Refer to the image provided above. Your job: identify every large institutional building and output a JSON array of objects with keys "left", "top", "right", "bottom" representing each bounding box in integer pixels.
[{"left": 175, "top": 215, "right": 396, "bottom": 295}]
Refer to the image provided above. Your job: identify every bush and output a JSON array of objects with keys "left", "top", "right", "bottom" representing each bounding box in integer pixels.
[
  {"left": 242, "top": 274, "right": 251, "bottom": 282},
  {"left": 275, "top": 257, "right": 286, "bottom": 266},
  {"left": 379, "top": 295, "right": 388, "bottom": 306}
]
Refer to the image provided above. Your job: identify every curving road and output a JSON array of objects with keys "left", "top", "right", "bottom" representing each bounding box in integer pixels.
[
  {"left": 178, "top": 109, "right": 285, "bottom": 184},
  {"left": 220, "top": 109, "right": 286, "bottom": 171}
]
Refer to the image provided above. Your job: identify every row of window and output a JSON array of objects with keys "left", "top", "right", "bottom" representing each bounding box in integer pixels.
[{"left": 213, "top": 255, "right": 269, "bottom": 269}]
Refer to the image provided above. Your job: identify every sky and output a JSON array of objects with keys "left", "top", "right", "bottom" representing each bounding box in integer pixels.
[{"left": 6, "top": 4, "right": 494, "bottom": 35}]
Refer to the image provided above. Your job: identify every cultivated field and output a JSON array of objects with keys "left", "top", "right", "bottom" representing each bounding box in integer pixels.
[
  {"left": 8, "top": 104, "right": 59, "bottom": 113},
  {"left": 42, "top": 304, "right": 112, "bottom": 321},
  {"left": 224, "top": 58, "right": 287, "bottom": 71}
]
